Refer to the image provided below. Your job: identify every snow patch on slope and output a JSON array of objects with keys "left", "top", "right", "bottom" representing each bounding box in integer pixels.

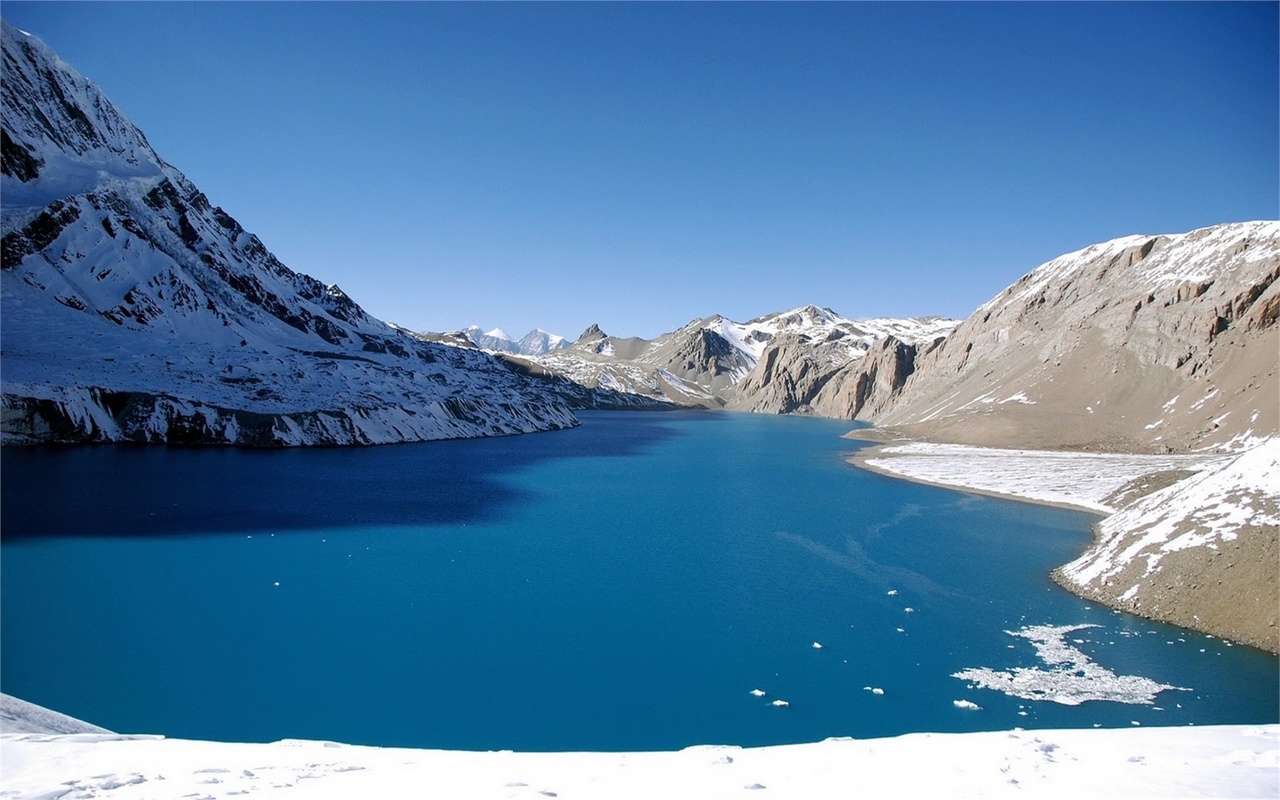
[{"left": 1060, "top": 438, "right": 1280, "bottom": 586}]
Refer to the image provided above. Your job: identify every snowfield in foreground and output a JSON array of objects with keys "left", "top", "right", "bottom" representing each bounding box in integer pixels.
[{"left": 2, "top": 724, "right": 1276, "bottom": 799}]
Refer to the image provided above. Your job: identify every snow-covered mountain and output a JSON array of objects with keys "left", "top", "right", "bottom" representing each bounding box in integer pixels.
[
  {"left": 459, "top": 325, "right": 569, "bottom": 356},
  {"left": 504, "top": 306, "right": 959, "bottom": 409},
  {"left": 0, "top": 21, "right": 584, "bottom": 446},
  {"left": 517, "top": 327, "right": 568, "bottom": 355}
]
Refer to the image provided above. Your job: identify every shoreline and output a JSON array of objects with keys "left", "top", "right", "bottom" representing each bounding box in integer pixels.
[
  {"left": 843, "top": 433, "right": 1279, "bottom": 655},
  {"left": 844, "top": 441, "right": 1109, "bottom": 516}
]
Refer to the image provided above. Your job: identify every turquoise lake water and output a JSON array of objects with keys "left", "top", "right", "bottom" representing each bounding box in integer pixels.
[{"left": 2, "top": 411, "right": 1276, "bottom": 750}]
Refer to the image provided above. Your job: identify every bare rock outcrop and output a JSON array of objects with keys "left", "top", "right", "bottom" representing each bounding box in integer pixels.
[
  {"left": 811, "top": 334, "right": 948, "bottom": 419},
  {"left": 867, "top": 222, "right": 1279, "bottom": 453},
  {"left": 726, "top": 332, "right": 843, "bottom": 414}
]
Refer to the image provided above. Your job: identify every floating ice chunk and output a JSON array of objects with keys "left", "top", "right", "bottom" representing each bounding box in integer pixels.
[
  {"left": 886, "top": 589, "right": 898, "bottom": 596},
  {"left": 812, "top": 642, "right": 823, "bottom": 650},
  {"left": 770, "top": 700, "right": 789, "bottom": 708},
  {"left": 273, "top": 581, "right": 280, "bottom": 587},
  {"left": 904, "top": 607, "right": 915, "bottom": 613},
  {"left": 863, "top": 687, "right": 885, "bottom": 696},
  {"left": 953, "top": 700, "right": 982, "bottom": 711},
  {"left": 953, "top": 624, "right": 1185, "bottom": 706},
  {"left": 750, "top": 689, "right": 766, "bottom": 697}
]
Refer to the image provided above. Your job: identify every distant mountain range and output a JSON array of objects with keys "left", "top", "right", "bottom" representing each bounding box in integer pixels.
[
  {"left": 435, "top": 307, "right": 960, "bottom": 409},
  {"left": 447, "top": 222, "right": 1277, "bottom": 461},
  {"left": 460, "top": 326, "right": 569, "bottom": 356}
]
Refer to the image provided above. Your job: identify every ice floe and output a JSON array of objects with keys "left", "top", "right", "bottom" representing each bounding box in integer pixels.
[{"left": 953, "top": 624, "right": 1185, "bottom": 706}]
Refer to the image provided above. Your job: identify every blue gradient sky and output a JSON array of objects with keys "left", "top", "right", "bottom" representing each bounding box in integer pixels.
[{"left": 4, "top": 2, "right": 1276, "bottom": 339}]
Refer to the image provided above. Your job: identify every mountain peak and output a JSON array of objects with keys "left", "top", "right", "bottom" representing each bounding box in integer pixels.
[{"left": 1, "top": 20, "right": 171, "bottom": 209}]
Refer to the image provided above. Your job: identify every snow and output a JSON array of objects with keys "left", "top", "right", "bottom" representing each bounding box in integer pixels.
[
  {"left": 0, "top": 695, "right": 109, "bottom": 736},
  {"left": 2, "top": 723, "right": 1276, "bottom": 799},
  {"left": 1060, "top": 438, "right": 1280, "bottom": 587},
  {"left": 862, "top": 442, "right": 1228, "bottom": 514}
]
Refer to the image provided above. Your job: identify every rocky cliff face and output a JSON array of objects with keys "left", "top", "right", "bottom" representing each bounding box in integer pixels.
[
  {"left": 728, "top": 330, "right": 949, "bottom": 418},
  {"left": 1, "top": 21, "right": 580, "bottom": 446},
  {"left": 868, "top": 222, "right": 1280, "bottom": 453},
  {"left": 811, "top": 334, "right": 947, "bottom": 420}
]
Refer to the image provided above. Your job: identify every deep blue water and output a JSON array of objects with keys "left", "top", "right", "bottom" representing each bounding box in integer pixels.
[{"left": 2, "top": 411, "right": 1276, "bottom": 751}]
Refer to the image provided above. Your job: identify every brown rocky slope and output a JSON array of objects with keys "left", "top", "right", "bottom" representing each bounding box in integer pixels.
[{"left": 842, "top": 221, "right": 1279, "bottom": 653}]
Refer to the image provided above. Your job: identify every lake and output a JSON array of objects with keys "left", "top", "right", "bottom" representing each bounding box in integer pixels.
[{"left": 2, "top": 410, "right": 1276, "bottom": 751}]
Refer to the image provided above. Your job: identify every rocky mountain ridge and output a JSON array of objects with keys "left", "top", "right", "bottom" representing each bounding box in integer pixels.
[
  {"left": 844, "top": 220, "right": 1279, "bottom": 652},
  {"left": 0, "top": 21, "right": 622, "bottom": 446},
  {"left": 463, "top": 306, "right": 960, "bottom": 409},
  {"left": 865, "top": 221, "right": 1279, "bottom": 453}
]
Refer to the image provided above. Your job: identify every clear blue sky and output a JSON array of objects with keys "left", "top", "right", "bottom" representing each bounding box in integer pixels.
[{"left": 4, "top": 2, "right": 1277, "bottom": 340}]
